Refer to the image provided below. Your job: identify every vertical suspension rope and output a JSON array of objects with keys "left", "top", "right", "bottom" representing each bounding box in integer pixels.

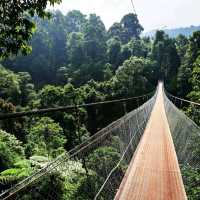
[{"left": 130, "top": 0, "right": 137, "bottom": 14}]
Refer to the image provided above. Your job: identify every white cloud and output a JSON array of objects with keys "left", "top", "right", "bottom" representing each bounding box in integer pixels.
[{"left": 48, "top": 0, "right": 200, "bottom": 31}]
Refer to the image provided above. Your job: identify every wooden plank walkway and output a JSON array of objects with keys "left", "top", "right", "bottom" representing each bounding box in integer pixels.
[{"left": 115, "top": 82, "right": 187, "bottom": 200}]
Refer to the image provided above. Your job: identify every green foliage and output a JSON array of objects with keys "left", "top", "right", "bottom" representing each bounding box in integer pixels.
[
  {"left": 87, "top": 146, "right": 122, "bottom": 178},
  {"left": 86, "top": 146, "right": 125, "bottom": 199},
  {"left": 177, "top": 31, "right": 200, "bottom": 97},
  {"left": 177, "top": 59, "right": 192, "bottom": 97},
  {"left": 7, "top": 161, "right": 89, "bottom": 200},
  {"left": 0, "top": 7, "right": 200, "bottom": 199},
  {"left": 112, "top": 56, "right": 157, "bottom": 97},
  {"left": 0, "top": 160, "right": 32, "bottom": 185},
  {"left": 120, "top": 14, "right": 144, "bottom": 41},
  {"left": 0, "top": 98, "right": 16, "bottom": 114},
  {"left": 103, "top": 63, "right": 114, "bottom": 81},
  {"left": 0, "top": 65, "right": 21, "bottom": 102},
  {"left": 0, "top": 99, "right": 24, "bottom": 138},
  {"left": 37, "top": 83, "right": 89, "bottom": 149},
  {"left": 151, "top": 30, "right": 180, "bottom": 92},
  {"left": 191, "top": 64, "right": 200, "bottom": 91},
  {"left": 26, "top": 117, "right": 66, "bottom": 158},
  {"left": 108, "top": 23, "right": 125, "bottom": 42},
  {"left": 0, "top": 0, "right": 62, "bottom": 58},
  {"left": 175, "top": 34, "right": 189, "bottom": 58},
  {"left": 108, "top": 14, "right": 143, "bottom": 44},
  {"left": 17, "top": 172, "right": 67, "bottom": 200},
  {"left": 56, "top": 66, "right": 70, "bottom": 84},
  {"left": 182, "top": 166, "right": 200, "bottom": 199},
  {"left": 80, "top": 80, "right": 106, "bottom": 133},
  {"left": 18, "top": 72, "right": 36, "bottom": 106},
  {"left": 67, "top": 32, "right": 85, "bottom": 67},
  {"left": 2, "top": 10, "right": 145, "bottom": 86},
  {"left": 0, "top": 65, "right": 36, "bottom": 108},
  {"left": 39, "top": 85, "right": 63, "bottom": 108},
  {"left": 187, "top": 55, "right": 200, "bottom": 102},
  {"left": 29, "top": 156, "right": 50, "bottom": 168},
  {"left": 128, "top": 38, "right": 150, "bottom": 58},
  {"left": 188, "top": 31, "right": 200, "bottom": 62},
  {"left": 0, "top": 130, "right": 25, "bottom": 171},
  {"left": 107, "top": 37, "right": 121, "bottom": 68},
  {"left": 65, "top": 10, "right": 87, "bottom": 33},
  {"left": 71, "top": 172, "right": 101, "bottom": 200}
]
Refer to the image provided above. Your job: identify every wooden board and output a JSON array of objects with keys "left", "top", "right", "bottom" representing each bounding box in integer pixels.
[{"left": 114, "top": 82, "right": 187, "bottom": 200}]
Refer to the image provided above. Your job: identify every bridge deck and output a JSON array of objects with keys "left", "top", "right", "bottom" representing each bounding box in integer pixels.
[{"left": 115, "top": 83, "right": 187, "bottom": 200}]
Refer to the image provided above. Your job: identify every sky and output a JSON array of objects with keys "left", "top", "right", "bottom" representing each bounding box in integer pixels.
[{"left": 49, "top": 0, "right": 200, "bottom": 32}]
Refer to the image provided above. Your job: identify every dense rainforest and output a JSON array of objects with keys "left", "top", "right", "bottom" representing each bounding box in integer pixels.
[{"left": 0, "top": 6, "right": 200, "bottom": 200}]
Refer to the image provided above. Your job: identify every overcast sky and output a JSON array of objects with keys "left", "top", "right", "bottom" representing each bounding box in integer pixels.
[{"left": 49, "top": 0, "right": 200, "bottom": 31}]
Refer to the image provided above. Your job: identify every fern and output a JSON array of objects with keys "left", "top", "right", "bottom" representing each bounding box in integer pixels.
[{"left": 0, "top": 160, "right": 32, "bottom": 185}]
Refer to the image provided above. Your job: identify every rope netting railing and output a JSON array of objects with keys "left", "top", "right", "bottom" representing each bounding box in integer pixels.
[
  {"left": 164, "top": 92, "right": 200, "bottom": 199},
  {"left": 0, "top": 92, "right": 157, "bottom": 200}
]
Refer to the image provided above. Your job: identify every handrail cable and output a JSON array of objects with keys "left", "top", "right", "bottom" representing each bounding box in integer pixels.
[
  {"left": 0, "top": 91, "right": 154, "bottom": 120},
  {"left": 0, "top": 94, "right": 156, "bottom": 200},
  {"left": 166, "top": 92, "right": 200, "bottom": 106}
]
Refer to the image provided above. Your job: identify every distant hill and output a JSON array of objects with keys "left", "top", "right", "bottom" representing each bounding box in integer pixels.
[{"left": 143, "top": 25, "right": 200, "bottom": 38}]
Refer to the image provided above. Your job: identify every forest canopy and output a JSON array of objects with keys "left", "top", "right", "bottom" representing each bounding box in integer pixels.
[
  {"left": 0, "top": 0, "right": 62, "bottom": 58},
  {"left": 0, "top": 6, "right": 200, "bottom": 199}
]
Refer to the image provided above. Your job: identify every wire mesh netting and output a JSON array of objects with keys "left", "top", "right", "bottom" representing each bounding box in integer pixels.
[
  {"left": 164, "top": 92, "right": 200, "bottom": 199},
  {"left": 0, "top": 93, "right": 157, "bottom": 200}
]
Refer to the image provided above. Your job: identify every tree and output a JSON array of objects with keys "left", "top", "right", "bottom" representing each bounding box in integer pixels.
[
  {"left": 175, "top": 34, "right": 189, "bottom": 58},
  {"left": 80, "top": 80, "right": 105, "bottom": 134},
  {"left": 0, "top": 130, "right": 25, "bottom": 171},
  {"left": 177, "top": 61, "right": 192, "bottom": 97},
  {"left": 187, "top": 55, "right": 200, "bottom": 102},
  {"left": 37, "top": 83, "right": 89, "bottom": 150},
  {"left": 0, "top": 65, "right": 21, "bottom": 103},
  {"left": 3, "top": 11, "right": 68, "bottom": 85},
  {"left": 67, "top": 32, "right": 85, "bottom": 67},
  {"left": 108, "top": 14, "right": 143, "bottom": 44},
  {"left": 83, "top": 14, "right": 107, "bottom": 63},
  {"left": 65, "top": 10, "right": 87, "bottom": 33},
  {"left": 120, "top": 44, "right": 132, "bottom": 64},
  {"left": 189, "top": 31, "right": 200, "bottom": 63},
  {"left": 0, "top": 160, "right": 32, "bottom": 193},
  {"left": 87, "top": 146, "right": 125, "bottom": 199},
  {"left": 152, "top": 31, "right": 180, "bottom": 92},
  {"left": 2, "top": 11, "right": 147, "bottom": 86},
  {"left": 0, "top": 0, "right": 62, "bottom": 58},
  {"left": 120, "top": 14, "right": 143, "bottom": 42},
  {"left": 128, "top": 38, "right": 149, "bottom": 58},
  {"left": 107, "top": 37, "right": 121, "bottom": 69},
  {"left": 177, "top": 31, "right": 200, "bottom": 97},
  {"left": 182, "top": 166, "right": 200, "bottom": 199},
  {"left": 25, "top": 117, "right": 66, "bottom": 158},
  {"left": 108, "top": 23, "right": 124, "bottom": 41},
  {"left": 39, "top": 85, "right": 63, "bottom": 108},
  {"left": 103, "top": 63, "right": 113, "bottom": 81},
  {"left": 18, "top": 72, "right": 36, "bottom": 106},
  {"left": 88, "top": 146, "right": 122, "bottom": 178},
  {"left": 112, "top": 56, "right": 156, "bottom": 97},
  {"left": 11, "top": 172, "right": 68, "bottom": 200},
  {"left": 0, "top": 99, "right": 23, "bottom": 139},
  {"left": 191, "top": 60, "right": 200, "bottom": 92},
  {"left": 56, "top": 66, "right": 69, "bottom": 84}
]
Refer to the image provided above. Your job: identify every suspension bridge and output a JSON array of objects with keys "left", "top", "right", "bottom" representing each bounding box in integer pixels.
[{"left": 0, "top": 82, "right": 199, "bottom": 199}]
